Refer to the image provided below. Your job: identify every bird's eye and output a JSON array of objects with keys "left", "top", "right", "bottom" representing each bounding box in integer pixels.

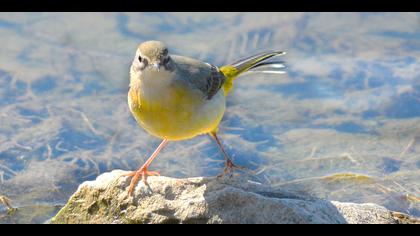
[
  {"left": 138, "top": 56, "right": 148, "bottom": 66},
  {"left": 163, "top": 56, "right": 170, "bottom": 64}
]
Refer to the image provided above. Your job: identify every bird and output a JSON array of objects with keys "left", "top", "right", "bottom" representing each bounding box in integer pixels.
[{"left": 125, "top": 40, "right": 286, "bottom": 196}]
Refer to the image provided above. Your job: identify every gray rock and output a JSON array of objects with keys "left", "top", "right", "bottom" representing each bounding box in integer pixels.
[{"left": 50, "top": 170, "right": 419, "bottom": 224}]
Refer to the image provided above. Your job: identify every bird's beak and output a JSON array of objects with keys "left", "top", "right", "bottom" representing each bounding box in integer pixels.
[{"left": 153, "top": 62, "right": 160, "bottom": 72}]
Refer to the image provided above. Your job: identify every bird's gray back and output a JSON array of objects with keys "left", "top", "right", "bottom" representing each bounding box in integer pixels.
[{"left": 171, "top": 55, "right": 225, "bottom": 100}]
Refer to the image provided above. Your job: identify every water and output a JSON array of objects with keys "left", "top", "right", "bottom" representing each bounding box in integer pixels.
[{"left": 0, "top": 12, "right": 419, "bottom": 223}]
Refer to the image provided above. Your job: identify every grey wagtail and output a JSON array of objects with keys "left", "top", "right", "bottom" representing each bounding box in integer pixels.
[{"left": 125, "top": 40, "right": 285, "bottom": 195}]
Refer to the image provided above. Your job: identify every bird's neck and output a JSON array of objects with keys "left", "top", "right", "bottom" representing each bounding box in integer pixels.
[{"left": 130, "top": 69, "right": 175, "bottom": 103}]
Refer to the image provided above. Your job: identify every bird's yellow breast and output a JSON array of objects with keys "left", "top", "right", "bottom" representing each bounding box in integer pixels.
[{"left": 128, "top": 76, "right": 225, "bottom": 141}]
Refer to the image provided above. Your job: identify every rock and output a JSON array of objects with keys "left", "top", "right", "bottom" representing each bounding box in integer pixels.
[{"left": 50, "top": 170, "right": 419, "bottom": 224}]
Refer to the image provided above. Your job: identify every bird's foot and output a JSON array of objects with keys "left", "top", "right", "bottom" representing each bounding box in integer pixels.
[
  {"left": 122, "top": 168, "right": 160, "bottom": 196},
  {"left": 217, "top": 159, "right": 245, "bottom": 178}
]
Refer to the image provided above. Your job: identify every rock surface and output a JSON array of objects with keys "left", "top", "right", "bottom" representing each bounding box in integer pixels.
[{"left": 51, "top": 170, "right": 419, "bottom": 224}]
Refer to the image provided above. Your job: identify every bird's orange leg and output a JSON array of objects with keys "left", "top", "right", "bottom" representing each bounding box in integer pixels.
[
  {"left": 209, "top": 131, "right": 245, "bottom": 177},
  {"left": 124, "top": 139, "right": 169, "bottom": 196}
]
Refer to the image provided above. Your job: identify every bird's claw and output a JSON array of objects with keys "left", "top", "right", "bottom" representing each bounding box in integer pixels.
[
  {"left": 217, "top": 159, "right": 245, "bottom": 178},
  {"left": 123, "top": 168, "right": 160, "bottom": 196}
]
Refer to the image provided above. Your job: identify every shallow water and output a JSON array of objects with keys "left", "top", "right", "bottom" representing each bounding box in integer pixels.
[{"left": 0, "top": 12, "right": 419, "bottom": 223}]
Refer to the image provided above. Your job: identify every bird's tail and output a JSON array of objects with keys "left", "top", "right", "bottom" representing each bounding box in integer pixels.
[{"left": 220, "top": 50, "right": 286, "bottom": 96}]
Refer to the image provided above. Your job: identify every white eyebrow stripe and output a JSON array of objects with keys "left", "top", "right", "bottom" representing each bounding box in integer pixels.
[{"left": 137, "top": 51, "right": 151, "bottom": 60}]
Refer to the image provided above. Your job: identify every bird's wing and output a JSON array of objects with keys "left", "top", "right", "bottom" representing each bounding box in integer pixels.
[{"left": 171, "top": 55, "right": 226, "bottom": 100}]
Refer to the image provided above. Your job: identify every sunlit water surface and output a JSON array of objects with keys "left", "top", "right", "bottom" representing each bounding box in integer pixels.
[{"left": 0, "top": 13, "right": 420, "bottom": 223}]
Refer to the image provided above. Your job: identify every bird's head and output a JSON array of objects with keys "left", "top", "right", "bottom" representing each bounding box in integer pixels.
[{"left": 132, "top": 41, "right": 172, "bottom": 73}]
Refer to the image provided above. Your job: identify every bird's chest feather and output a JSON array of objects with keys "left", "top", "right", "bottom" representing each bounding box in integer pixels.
[
  {"left": 129, "top": 68, "right": 225, "bottom": 140},
  {"left": 131, "top": 71, "right": 203, "bottom": 126}
]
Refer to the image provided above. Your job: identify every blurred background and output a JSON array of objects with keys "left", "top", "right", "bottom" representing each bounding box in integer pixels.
[{"left": 0, "top": 12, "right": 419, "bottom": 223}]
